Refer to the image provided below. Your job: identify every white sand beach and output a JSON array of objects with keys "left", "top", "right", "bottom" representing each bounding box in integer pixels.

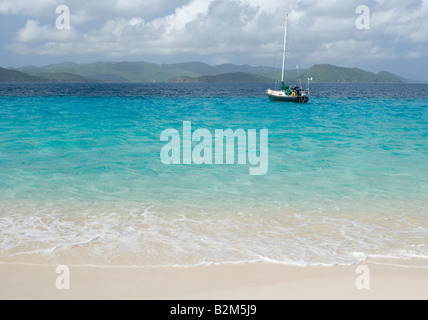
[{"left": 1, "top": 261, "right": 427, "bottom": 300}]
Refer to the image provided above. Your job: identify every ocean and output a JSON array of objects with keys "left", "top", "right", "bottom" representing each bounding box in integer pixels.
[{"left": 0, "top": 82, "right": 427, "bottom": 267}]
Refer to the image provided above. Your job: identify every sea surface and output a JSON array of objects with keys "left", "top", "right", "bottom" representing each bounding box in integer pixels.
[{"left": 0, "top": 82, "right": 427, "bottom": 267}]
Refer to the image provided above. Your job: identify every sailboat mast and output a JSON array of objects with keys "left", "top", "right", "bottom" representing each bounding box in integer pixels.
[{"left": 281, "top": 14, "right": 288, "bottom": 82}]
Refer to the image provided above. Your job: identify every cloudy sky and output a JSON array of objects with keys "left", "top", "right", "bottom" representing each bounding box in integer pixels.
[{"left": 1, "top": 0, "right": 427, "bottom": 80}]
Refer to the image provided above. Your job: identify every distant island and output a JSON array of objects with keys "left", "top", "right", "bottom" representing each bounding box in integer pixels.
[{"left": 0, "top": 62, "right": 419, "bottom": 84}]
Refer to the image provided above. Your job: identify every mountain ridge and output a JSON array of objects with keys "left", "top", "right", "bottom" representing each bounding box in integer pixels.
[
  {"left": 0, "top": 61, "right": 416, "bottom": 84},
  {"left": 0, "top": 67, "right": 46, "bottom": 82}
]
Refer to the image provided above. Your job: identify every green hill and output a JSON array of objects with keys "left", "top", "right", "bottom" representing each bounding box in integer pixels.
[
  {"left": 376, "top": 71, "right": 404, "bottom": 83},
  {"left": 14, "top": 61, "right": 277, "bottom": 83},
  {"left": 298, "top": 64, "right": 403, "bottom": 83},
  {"left": 4, "top": 62, "right": 406, "bottom": 84},
  {"left": 32, "top": 72, "right": 89, "bottom": 82},
  {"left": 17, "top": 61, "right": 200, "bottom": 83},
  {"left": 171, "top": 72, "right": 270, "bottom": 83},
  {"left": 0, "top": 67, "right": 46, "bottom": 82}
]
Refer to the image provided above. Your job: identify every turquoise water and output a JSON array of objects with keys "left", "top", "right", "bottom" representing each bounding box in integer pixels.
[{"left": 0, "top": 83, "right": 427, "bottom": 266}]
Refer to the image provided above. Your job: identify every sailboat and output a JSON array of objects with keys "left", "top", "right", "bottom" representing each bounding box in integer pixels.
[{"left": 267, "top": 14, "right": 310, "bottom": 103}]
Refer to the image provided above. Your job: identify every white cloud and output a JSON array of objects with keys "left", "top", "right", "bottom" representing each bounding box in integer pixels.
[
  {"left": 0, "top": 0, "right": 190, "bottom": 19},
  {"left": 372, "top": 0, "right": 428, "bottom": 43},
  {"left": 407, "top": 51, "right": 423, "bottom": 59},
  {"left": 9, "top": 0, "right": 271, "bottom": 57},
  {"left": 306, "top": 39, "right": 393, "bottom": 65},
  {"left": 0, "top": 0, "right": 56, "bottom": 16},
  {"left": 3, "top": 0, "right": 428, "bottom": 67},
  {"left": 15, "top": 20, "right": 78, "bottom": 43}
]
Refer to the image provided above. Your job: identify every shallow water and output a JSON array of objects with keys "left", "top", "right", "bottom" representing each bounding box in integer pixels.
[{"left": 1, "top": 83, "right": 427, "bottom": 266}]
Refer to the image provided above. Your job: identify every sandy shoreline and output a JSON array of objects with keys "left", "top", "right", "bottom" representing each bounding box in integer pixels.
[{"left": 1, "top": 260, "right": 427, "bottom": 300}]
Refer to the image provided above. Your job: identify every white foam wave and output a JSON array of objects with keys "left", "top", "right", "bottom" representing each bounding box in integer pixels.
[{"left": 1, "top": 202, "right": 427, "bottom": 268}]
